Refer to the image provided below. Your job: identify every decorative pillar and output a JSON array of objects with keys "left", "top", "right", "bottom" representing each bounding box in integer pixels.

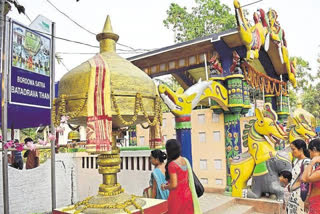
[
  {"left": 175, "top": 115, "right": 193, "bottom": 167},
  {"left": 97, "top": 132, "right": 123, "bottom": 196},
  {"left": 223, "top": 73, "right": 245, "bottom": 194},
  {"left": 128, "top": 127, "right": 137, "bottom": 146},
  {"left": 276, "top": 95, "right": 290, "bottom": 123},
  {"left": 224, "top": 113, "right": 242, "bottom": 193},
  {"left": 241, "top": 80, "right": 251, "bottom": 114},
  {"left": 149, "top": 122, "right": 163, "bottom": 149},
  {"left": 226, "top": 74, "right": 244, "bottom": 113},
  {"left": 265, "top": 94, "right": 276, "bottom": 112}
]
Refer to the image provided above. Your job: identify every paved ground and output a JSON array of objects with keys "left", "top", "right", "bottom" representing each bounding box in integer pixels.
[{"left": 199, "top": 193, "right": 234, "bottom": 213}]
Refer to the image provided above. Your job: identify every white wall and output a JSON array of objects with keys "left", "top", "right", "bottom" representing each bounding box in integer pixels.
[
  {"left": 0, "top": 150, "right": 155, "bottom": 213},
  {"left": 118, "top": 151, "right": 154, "bottom": 196},
  {"left": 0, "top": 153, "right": 76, "bottom": 214},
  {"left": 74, "top": 151, "right": 154, "bottom": 200},
  {"left": 0, "top": 150, "right": 157, "bottom": 213}
]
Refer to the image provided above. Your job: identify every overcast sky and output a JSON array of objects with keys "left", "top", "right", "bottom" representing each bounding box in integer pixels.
[{"left": 8, "top": 0, "right": 320, "bottom": 81}]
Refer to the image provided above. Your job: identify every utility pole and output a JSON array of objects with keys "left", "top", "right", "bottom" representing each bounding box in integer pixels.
[{"left": 0, "top": 0, "right": 10, "bottom": 213}]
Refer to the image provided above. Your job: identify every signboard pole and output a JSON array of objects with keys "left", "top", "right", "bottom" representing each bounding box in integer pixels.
[
  {"left": 50, "top": 22, "right": 56, "bottom": 210},
  {"left": 1, "top": 13, "right": 9, "bottom": 214}
]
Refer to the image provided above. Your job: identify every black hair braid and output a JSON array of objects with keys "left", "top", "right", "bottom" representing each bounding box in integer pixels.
[{"left": 165, "top": 139, "right": 181, "bottom": 181}]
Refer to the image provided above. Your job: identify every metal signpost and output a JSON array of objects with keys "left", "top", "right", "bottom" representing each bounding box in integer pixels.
[
  {"left": 50, "top": 22, "right": 56, "bottom": 210},
  {"left": 0, "top": 13, "right": 56, "bottom": 213}
]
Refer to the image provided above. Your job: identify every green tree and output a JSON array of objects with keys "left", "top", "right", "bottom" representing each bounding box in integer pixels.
[
  {"left": 288, "top": 57, "right": 313, "bottom": 110},
  {"left": 288, "top": 56, "right": 320, "bottom": 125},
  {"left": 163, "top": 0, "right": 236, "bottom": 43},
  {"left": 301, "top": 84, "right": 320, "bottom": 125},
  {"left": 20, "top": 128, "right": 43, "bottom": 142}
]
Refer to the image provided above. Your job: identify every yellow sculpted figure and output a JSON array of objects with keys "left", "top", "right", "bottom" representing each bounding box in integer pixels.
[
  {"left": 158, "top": 79, "right": 228, "bottom": 116},
  {"left": 267, "top": 9, "right": 297, "bottom": 88},
  {"left": 287, "top": 116, "right": 316, "bottom": 143},
  {"left": 230, "top": 108, "right": 287, "bottom": 197},
  {"left": 233, "top": 0, "right": 267, "bottom": 60},
  {"left": 234, "top": 0, "right": 297, "bottom": 87}
]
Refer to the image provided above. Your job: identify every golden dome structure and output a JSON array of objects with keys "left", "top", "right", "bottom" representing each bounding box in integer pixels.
[
  {"left": 67, "top": 130, "right": 80, "bottom": 142},
  {"left": 293, "top": 99, "right": 316, "bottom": 129},
  {"left": 53, "top": 16, "right": 162, "bottom": 213},
  {"left": 56, "top": 16, "right": 159, "bottom": 129}
]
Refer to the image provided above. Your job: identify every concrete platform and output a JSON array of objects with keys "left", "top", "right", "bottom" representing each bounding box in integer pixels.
[
  {"left": 53, "top": 198, "right": 167, "bottom": 214},
  {"left": 200, "top": 193, "right": 283, "bottom": 214}
]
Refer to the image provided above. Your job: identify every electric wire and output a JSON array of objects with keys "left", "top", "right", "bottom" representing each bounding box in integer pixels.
[{"left": 44, "top": 0, "right": 154, "bottom": 52}]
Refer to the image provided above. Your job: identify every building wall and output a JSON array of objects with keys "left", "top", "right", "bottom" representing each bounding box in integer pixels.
[
  {"left": 191, "top": 109, "right": 226, "bottom": 190},
  {"left": 136, "top": 109, "right": 227, "bottom": 190},
  {"left": 136, "top": 112, "right": 176, "bottom": 146}
]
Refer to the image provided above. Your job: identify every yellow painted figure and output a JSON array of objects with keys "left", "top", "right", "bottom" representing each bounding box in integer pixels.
[
  {"left": 249, "top": 108, "right": 287, "bottom": 164},
  {"left": 266, "top": 9, "right": 296, "bottom": 87},
  {"left": 230, "top": 152, "right": 254, "bottom": 197},
  {"left": 233, "top": 0, "right": 266, "bottom": 60},
  {"left": 287, "top": 116, "right": 316, "bottom": 143},
  {"left": 234, "top": 0, "right": 297, "bottom": 88},
  {"left": 230, "top": 108, "right": 287, "bottom": 197},
  {"left": 158, "top": 79, "right": 229, "bottom": 116}
]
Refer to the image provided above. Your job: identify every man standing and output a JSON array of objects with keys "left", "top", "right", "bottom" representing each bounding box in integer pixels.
[
  {"left": 24, "top": 137, "right": 40, "bottom": 169},
  {"left": 12, "top": 139, "right": 23, "bottom": 170}
]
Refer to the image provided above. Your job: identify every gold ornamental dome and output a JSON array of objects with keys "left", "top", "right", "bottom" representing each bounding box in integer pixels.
[
  {"left": 293, "top": 99, "right": 316, "bottom": 128},
  {"left": 56, "top": 16, "right": 158, "bottom": 128},
  {"left": 68, "top": 130, "right": 80, "bottom": 141}
]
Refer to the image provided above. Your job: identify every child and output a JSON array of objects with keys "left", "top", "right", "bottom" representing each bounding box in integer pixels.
[
  {"left": 279, "top": 170, "right": 292, "bottom": 187},
  {"left": 279, "top": 170, "right": 292, "bottom": 213}
]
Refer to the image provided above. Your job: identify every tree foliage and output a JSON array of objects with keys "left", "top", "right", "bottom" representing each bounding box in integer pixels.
[
  {"left": 289, "top": 56, "right": 320, "bottom": 125},
  {"left": 293, "top": 57, "right": 313, "bottom": 92},
  {"left": 163, "top": 0, "right": 236, "bottom": 42},
  {"left": 288, "top": 57, "right": 312, "bottom": 109},
  {"left": 301, "top": 84, "right": 320, "bottom": 123}
]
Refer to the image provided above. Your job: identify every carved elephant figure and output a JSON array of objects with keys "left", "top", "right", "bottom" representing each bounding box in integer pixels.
[{"left": 247, "top": 150, "right": 292, "bottom": 200}]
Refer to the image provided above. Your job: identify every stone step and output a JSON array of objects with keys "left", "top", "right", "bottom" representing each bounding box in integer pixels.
[{"left": 218, "top": 204, "right": 254, "bottom": 214}]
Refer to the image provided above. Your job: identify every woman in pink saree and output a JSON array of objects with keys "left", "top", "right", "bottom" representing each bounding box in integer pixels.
[
  {"left": 161, "top": 139, "right": 201, "bottom": 214},
  {"left": 302, "top": 138, "right": 320, "bottom": 214}
]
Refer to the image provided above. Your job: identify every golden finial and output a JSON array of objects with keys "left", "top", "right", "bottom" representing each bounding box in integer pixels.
[{"left": 96, "top": 15, "right": 119, "bottom": 53}]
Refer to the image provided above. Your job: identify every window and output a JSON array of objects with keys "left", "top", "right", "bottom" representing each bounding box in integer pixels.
[
  {"left": 200, "top": 178, "right": 208, "bottom": 185},
  {"left": 212, "top": 113, "right": 219, "bottom": 123},
  {"left": 162, "top": 118, "right": 167, "bottom": 128},
  {"left": 139, "top": 136, "right": 145, "bottom": 145},
  {"left": 214, "top": 159, "right": 222, "bottom": 170},
  {"left": 213, "top": 131, "right": 221, "bottom": 142},
  {"left": 198, "top": 114, "right": 205, "bottom": 124},
  {"left": 200, "top": 159, "right": 207, "bottom": 170},
  {"left": 199, "top": 132, "right": 206, "bottom": 143},
  {"left": 215, "top": 179, "right": 223, "bottom": 185}
]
